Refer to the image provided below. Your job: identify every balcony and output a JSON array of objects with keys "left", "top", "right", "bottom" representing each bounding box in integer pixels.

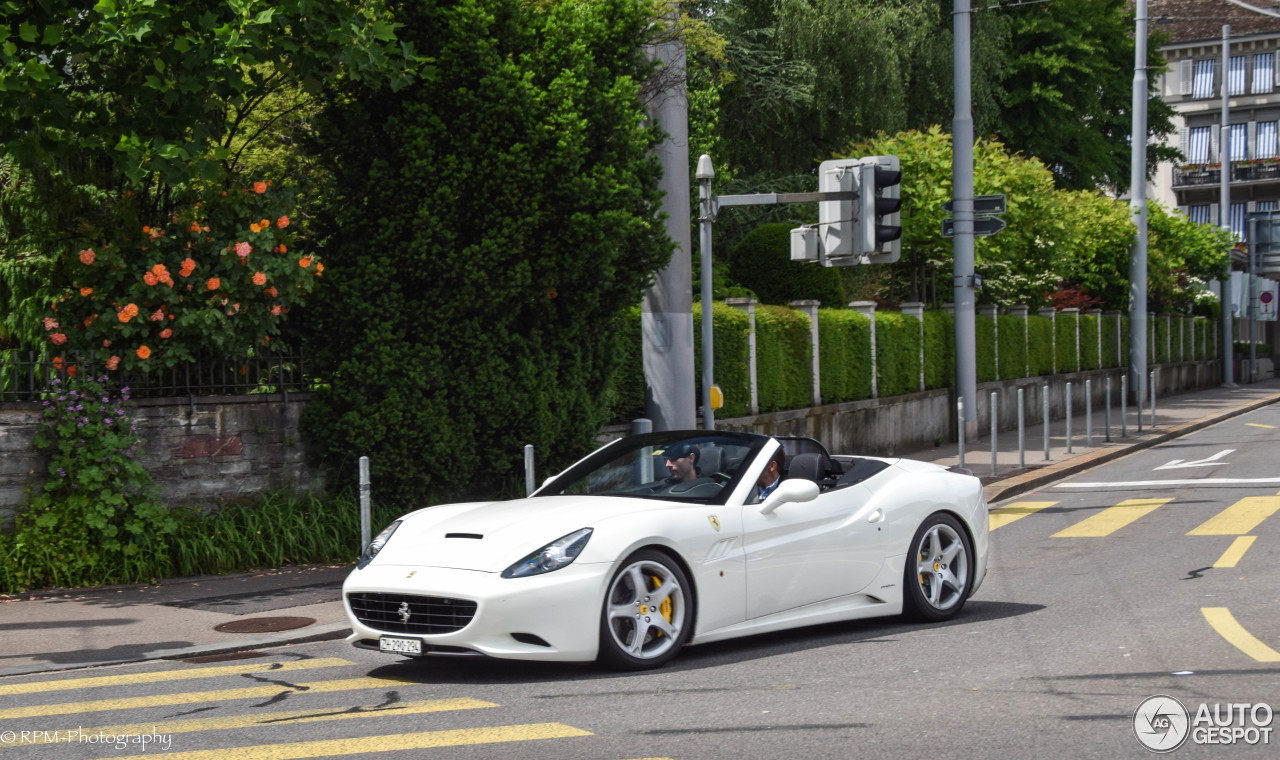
[{"left": 1173, "top": 160, "right": 1280, "bottom": 188}]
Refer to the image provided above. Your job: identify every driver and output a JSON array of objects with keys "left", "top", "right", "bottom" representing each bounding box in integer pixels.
[
  {"left": 662, "top": 442, "right": 701, "bottom": 484},
  {"left": 756, "top": 446, "right": 785, "bottom": 501}
]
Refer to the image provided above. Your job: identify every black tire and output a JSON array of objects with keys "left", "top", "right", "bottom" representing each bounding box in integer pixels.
[
  {"left": 597, "top": 550, "right": 694, "bottom": 670},
  {"left": 902, "top": 512, "right": 973, "bottom": 622}
]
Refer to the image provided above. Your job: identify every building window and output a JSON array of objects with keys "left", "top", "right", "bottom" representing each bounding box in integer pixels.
[
  {"left": 1229, "top": 55, "right": 1247, "bottom": 95},
  {"left": 1258, "top": 201, "right": 1278, "bottom": 212},
  {"left": 1253, "top": 53, "right": 1275, "bottom": 94},
  {"left": 1258, "top": 122, "right": 1278, "bottom": 159},
  {"left": 1193, "top": 59, "right": 1216, "bottom": 98},
  {"left": 1229, "top": 123, "right": 1249, "bottom": 161},
  {"left": 1188, "top": 205, "right": 1211, "bottom": 224},
  {"left": 1231, "top": 203, "right": 1248, "bottom": 239},
  {"left": 1188, "top": 126, "right": 1212, "bottom": 163}
]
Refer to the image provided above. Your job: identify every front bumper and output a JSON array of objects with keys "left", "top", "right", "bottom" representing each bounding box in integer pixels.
[{"left": 342, "top": 562, "right": 612, "bottom": 662}]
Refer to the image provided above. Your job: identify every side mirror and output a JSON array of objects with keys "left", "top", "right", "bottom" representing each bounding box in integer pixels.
[{"left": 758, "top": 479, "right": 820, "bottom": 515}]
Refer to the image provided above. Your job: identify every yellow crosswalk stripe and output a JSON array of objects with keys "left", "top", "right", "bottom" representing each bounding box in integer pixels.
[
  {"left": 101, "top": 723, "right": 593, "bottom": 760},
  {"left": 1202, "top": 607, "right": 1280, "bottom": 662},
  {"left": 0, "top": 677, "right": 415, "bottom": 720},
  {"left": 21, "top": 699, "right": 498, "bottom": 744},
  {"left": 989, "top": 501, "right": 1057, "bottom": 531},
  {"left": 1213, "top": 536, "right": 1257, "bottom": 568},
  {"left": 0, "top": 658, "right": 353, "bottom": 697},
  {"left": 1051, "top": 498, "right": 1172, "bottom": 538},
  {"left": 1244, "top": 423, "right": 1276, "bottom": 429},
  {"left": 1188, "top": 496, "right": 1280, "bottom": 535}
]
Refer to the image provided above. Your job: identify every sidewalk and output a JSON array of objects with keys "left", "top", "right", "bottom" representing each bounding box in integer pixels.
[{"left": 2, "top": 377, "right": 1279, "bottom": 678}]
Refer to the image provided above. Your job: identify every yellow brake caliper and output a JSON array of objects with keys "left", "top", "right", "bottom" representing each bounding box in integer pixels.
[{"left": 650, "top": 575, "right": 673, "bottom": 637}]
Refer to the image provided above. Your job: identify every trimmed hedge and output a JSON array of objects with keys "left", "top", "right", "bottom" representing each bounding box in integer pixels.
[
  {"left": 875, "top": 311, "right": 922, "bottom": 398},
  {"left": 997, "top": 315, "right": 1027, "bottom": 380},
  {"left": 818, "top": 308, "right": 873, "bottom": 403},
  {"left": 923, "top": 310, "right": 955, "bottom": 389},
  {"left": 1028, "top": 315, "right": 1054, "bottom": 376},
  {"left": 1055, "top": 312, "right": 1080, "bottom": 373},
  {"left": 1153, "top": 316, "right": 1169, "bottom": 364},
  {"left": 1100, "top": 313, "right": 1121, "bottom": 368},
  {"left": 693, "top": 302, "right": 752, "bottom": 418},
  {"left": 729, "top": 223, "right": 845, "bottom": 306},
  {"left": 1080, "top": 314, "right": 1100, "bottom": 371},
  {"left": 756, "top": 304, "right": 813, "bottom": 412},
  {"left": 975, "top": 313, "right": 996, "bottom": 383}
]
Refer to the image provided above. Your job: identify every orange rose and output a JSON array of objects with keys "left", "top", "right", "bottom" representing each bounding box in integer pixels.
[
  {"left": 264, "top": 287, "right": 278, "bottom": 297},
  {"left": 298, "top": 255, "right": 312, "bottom": 268},
  {"left": 315, "top": 262, "right": 323, "bottom": 275},
  {"left": 179, "top": 258, "right": 196, "bottom": 277},
  {"left": 160, "top": 328, "right": 173, "bottom": 339},
  {"left": 143, "top": 272, "right": 158, "bottom": 286},
  {"left": 105, "top": 355, "right": 120, "bottom": 370},
  {"left": 78, "top": 248, "right": 96, "bottom": 265},
  {"left": 252, "top": 272, "right": 267, "bottom": 286},
  {"left": 253, "top": 181, "right": 267, "bottom": 194},
  {"left": 79, "top": 287, "right": 93, "bottom": 297},
  {"left": 206, "top": 277, "right": 220, "bottom": 291},
  {"left": 136, "top": 345, "right": 151, "bottom": 359},
  {"left": 50, "top": 332, "right": 66, "bottom": 345},
  {"left": 277, "top": 215, "right": 290, "bottom": 228}
]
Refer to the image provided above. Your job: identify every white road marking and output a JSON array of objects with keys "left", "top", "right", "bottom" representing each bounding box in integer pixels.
[
  {"left": 1056, "top": 477, "right": 1280, "bottom": 488},
  {"left": 1153, "top": 449, "right": 1235, "bottom": 470}
]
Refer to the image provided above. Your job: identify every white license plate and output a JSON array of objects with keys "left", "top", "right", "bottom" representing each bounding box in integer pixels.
[{"left": 379, "top": 636, "right": 422, "bottom": 655}]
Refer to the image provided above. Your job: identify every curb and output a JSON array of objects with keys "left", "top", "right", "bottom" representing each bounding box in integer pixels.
[
  {"left": 0, "top": 622, "right": 352, "bottom": 679},
  {"left": 983, "top": 390, "right": 1280, "bottom": 504}
]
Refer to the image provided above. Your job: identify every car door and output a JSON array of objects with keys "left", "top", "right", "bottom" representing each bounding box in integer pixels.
[{"left": 741, "top": 482, "right": 884, "bottom": 620}]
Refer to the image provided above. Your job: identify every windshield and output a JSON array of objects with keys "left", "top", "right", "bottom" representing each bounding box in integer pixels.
[{"left": 535, "top": 431, "right": 767, "bottom": 506}]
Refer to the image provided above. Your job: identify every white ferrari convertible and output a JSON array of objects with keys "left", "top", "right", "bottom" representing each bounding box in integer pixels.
[{"left": 343, "top": 431, "right": 989, "bottom": 670}]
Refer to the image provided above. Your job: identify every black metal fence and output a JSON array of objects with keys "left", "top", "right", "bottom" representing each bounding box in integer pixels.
[{"left": 0, "top": 347, "right": 320, "bottom": 402}]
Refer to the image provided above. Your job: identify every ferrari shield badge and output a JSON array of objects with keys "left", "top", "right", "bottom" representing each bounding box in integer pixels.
[{"left": 708, "top": 515, "right": 721, "bottom": 532}]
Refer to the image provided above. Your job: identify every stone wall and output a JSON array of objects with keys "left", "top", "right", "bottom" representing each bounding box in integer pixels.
[{"left": 0, "top": 393, "right": 324, "bottom": 530}]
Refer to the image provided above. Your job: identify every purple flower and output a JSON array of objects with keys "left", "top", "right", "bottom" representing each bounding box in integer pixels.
[{"left": 57, "top": 468, "right": 66, "bottom": 478}]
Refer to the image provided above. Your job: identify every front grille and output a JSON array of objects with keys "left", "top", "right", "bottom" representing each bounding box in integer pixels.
[{"left": 347, "top": 592, "right": 478, "bottom": 635}]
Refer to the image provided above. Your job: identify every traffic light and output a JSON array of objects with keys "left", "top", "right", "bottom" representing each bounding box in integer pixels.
[
  {"left": 815, "top": 157, "right": 863, "bottom": 266},
  {"left": 857, "top": 155, "right": 901, "bottom": 264}
]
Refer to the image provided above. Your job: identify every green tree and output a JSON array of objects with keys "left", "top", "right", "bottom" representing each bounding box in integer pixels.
[
  {"left": 993, "top": 0, "right": 1178, "bottom": 191},
  {"left": 301, "top": 0, "right": 671, "bottom": 504}
]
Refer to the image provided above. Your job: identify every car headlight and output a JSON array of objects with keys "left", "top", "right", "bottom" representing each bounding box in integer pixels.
[
  {"left": 501, "top": 528, "right": 593, "bottom": 579},
  {"left": 357, "top": 520, "right": 401, "bottom": 569}
]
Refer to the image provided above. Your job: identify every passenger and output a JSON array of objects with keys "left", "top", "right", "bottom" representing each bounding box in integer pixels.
[
  {"left": 662, "top": 442, "right": 701, "bottom": 484},
  {"left": 756, "top": 446, "right": 785, "bottom": 501}
]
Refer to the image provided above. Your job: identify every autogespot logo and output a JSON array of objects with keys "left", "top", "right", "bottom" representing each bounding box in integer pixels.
[{"left": 1134, "top": 695, "right": 1190, "bottom": 753}]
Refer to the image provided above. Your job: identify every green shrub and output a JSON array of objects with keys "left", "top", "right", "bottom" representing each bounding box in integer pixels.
[
  {"left": 1028, "top": 314, "right": 1054, "bottom": 375},
  {"left": 729, "top": 223, "right": 845, "bottom": 306},
  {"left": 976, "top": 312, "right": 996, "bottom": 382},
  {"left": 923, "top": 310, "right": 954, "bottom": 389},
  {"left": 693, "top": 302, "right": 752, "bottom": 418},
  {"left": 997, "top": 315, "right": 1027, "bottom": 380},
  {"left": 610, "top": 305, "right": 645, "bottom": 423},
  {"left": 1100, "top": 312, "right": 1121, "bottom": 367},
  {"left": 1055, "top": 311, "right": 1080, "bottom": 373},
  {"left": 1153, "top": 316, "right": 1170, "bottom": 363},
  {"left": 818, "top": 308, "right": 872, "bottom": 403},
  {"left": 756, "top": 304, "right": 812, "bottom": 412},
  {"left": 1080, "top": 313, "right": 1100, "bottom": 370},
  {"left": 875, "top": 311, "right": 921, "bottom": 397}
]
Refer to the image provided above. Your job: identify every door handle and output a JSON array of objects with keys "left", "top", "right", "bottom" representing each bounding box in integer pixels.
[{"left": 867, "top": 509, "right": 883, "bottom": 524}]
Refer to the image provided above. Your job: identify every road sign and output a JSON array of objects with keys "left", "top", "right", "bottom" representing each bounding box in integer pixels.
[
  {"left": 1262, "top": 291, "right": 1274, "bottom": 304},
  {"left": 942, "top": 194, "right": 1007, "bottom": 215},
  {"left": 942, "top": 216, "right": 1007, "bottom": 238}
]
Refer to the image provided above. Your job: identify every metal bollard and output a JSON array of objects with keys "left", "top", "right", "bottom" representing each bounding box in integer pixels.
[
  {"left": 990, "top": 391, "right": 998, "bottom": 477},
  {"left": 958, "top": 398, "right": 966, "bottom": 469},
  {"left": 1150, "top": 369, "right": 1157, "bottom": 428},
  {"left": 359, "top": 455, "right": 371, "bottom": 551},
  {"left": 1018, "top": 388, "right": 1026, "bottom": 469},
  {"left": 1105, "top": 376, "right": 1112, "bottom": 442},
  {"left": 524, "top": 444, "right": 536, "bottom": 497},
  {"left": 1121, "top": 374, "right": 1128, "bottom": 437},
  {"left": 1042, "top": 385, "right": 1050, "bottom": 461},
  {"left": 1066, "top": 381, "right": 1073, "bottom": 454},
  {"left": 1085, "top": 378, "right": 1093, "bottom": 448}
]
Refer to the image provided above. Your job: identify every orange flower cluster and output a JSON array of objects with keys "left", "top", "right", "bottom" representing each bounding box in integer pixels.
[
  {"left": 149, "top": 308, "right": 165, "bottom": 322},
  {"left": 159, "top": 328, "right": 173, "bottom": 339},
  {"left": 277, "top": 215, "right": 290, "bottom": 228},
  {"left": 78, "top": 248, "right": 96, "bottom": 265},
  {"left": 136, "top": 345, "right": 151, "bottom": 360},
  {"left": 50, "top": 332, "right": 67, "bottom": 345},
  {"left": 142, "top": 225, "right": 164, "bottom": 241},
  {"left": 253, "top": 181, "right": 268, "bottom": 194},
  {"left": 206, "top": 277, "right": 221, "bottom": 291},
  {"left": 142, "top": 263, "right": 174, "bottom": 287},
  {"left": 105, "top": 356, "right": 120, "bottom": 371},
  {"left": 298, "top": 256, "right": 312, "bottom": 268},
  {"left": 79, "top": 287, "right": 93, "bottom": 297},
  {"left": 235, "top": 241, "right": 252, "bottom": 258},
  {"left": 117, "top": 303, "right": 140, "bottom": 323},
  {"left": 43, "top": 317, "right": 59, "bottom": 331},
  {"left": 179, "top": 258, "right": 196, "bottom": 278}
]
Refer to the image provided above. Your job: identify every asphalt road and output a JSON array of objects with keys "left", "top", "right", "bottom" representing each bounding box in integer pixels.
[{"left": 2, "top": 407, "right": 1277, "bottom": 759}]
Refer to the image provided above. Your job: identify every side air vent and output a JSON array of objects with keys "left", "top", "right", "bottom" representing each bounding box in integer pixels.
[{"left": 445, "top": 533, "right": 484, "bottom": 539}]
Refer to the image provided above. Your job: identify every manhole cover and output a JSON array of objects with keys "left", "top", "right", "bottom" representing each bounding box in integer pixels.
[{"left": 213, "top": 616, "right": 316, "bottom": 634}]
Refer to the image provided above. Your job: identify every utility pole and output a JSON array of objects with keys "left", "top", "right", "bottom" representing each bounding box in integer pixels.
[
  {"left": 1128, "top": 0, "right": 1149, "bottom": 407},
  {"left": 1220, "top": 25, "right": 1236, "bottom": 386},
  {"left": 953, "top": 0, "right": 977, "bottom": 437},
  {"left": 641, "top": 25, "right": 695, "bottom": 431}
]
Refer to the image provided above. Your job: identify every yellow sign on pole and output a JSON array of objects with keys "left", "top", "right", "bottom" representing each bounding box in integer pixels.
[{"left": 709, "top": 385, "right": 724, "bottom": 410}]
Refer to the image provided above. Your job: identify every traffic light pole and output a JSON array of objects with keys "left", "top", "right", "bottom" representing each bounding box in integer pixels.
[
  {"left": 952, "top": 0, "right": 977, "bottom": 435},
  {"left": 1128, "top": 0, "right": 1149, "bottom": 408}
]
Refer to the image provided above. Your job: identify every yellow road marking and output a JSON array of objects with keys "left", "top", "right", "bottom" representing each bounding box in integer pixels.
[
  {"left": 102, "top": 723, "right": 592, "bottom": 760},
  {"left": 0, "top": 677, "right": 414, "bottom": 720},
  {"left": 1202, "top": 607, "right": 1280, "bottom": 662},
  {"left": 1245, "top": 423, "right": 1276, "bottom": 429},
  {"left": 22, "top": 699, "right": 498, "bottom": 744},
  {"left": 1051, "top": 498, "right": 1171, "bottom": 538},
  {"left": 989, "top": 501, "right": 1057, "bottom": 531},
  {"left": 1188, "top": 496, "right": 1280, "bottom": 535},
  {"left": 1213, "top": 536, "right": 1258, "bottom": 568},
  {"left": 0, "top": 658, "right": 353, "bottom": 697}
]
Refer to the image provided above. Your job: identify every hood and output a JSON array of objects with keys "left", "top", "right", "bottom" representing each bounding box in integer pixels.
[{"left": 369, "top": 494, "right": 658, "bottom": 573}]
